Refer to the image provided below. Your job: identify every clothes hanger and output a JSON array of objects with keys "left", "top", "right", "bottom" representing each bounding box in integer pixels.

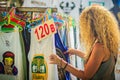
[
  {"left": 26, "top": 8, "right": 51, "bottom": 32},
  {"left": 10, "top": 16, "right": 26, "bottom": 28},
  {"left": 52, "top": 13, "right": 64, "bottom": 29},
  {"left": 0, "top": 15, "right": 23, "bottom": 32},
  {"left": 8, "top": 7, "right": 26, "bottom": 28}
]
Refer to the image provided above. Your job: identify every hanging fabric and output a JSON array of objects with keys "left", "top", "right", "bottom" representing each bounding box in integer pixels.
[
  {"left": 28, "top": 17, "right": 58, "bottom": 80},
  {"left": 0, "top": 28, "right": 27, "bottom": 80},
  {"left": 55, "top": 32, "right": 71, "bottom": 80}
]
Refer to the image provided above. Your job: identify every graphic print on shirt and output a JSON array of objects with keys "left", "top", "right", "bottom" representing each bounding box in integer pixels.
[
  {"left": 0, "top": 51, "right": 18, "bottom": 75},
  {"left": 32, "top": 54, "right": 48, "bottom": 80}
]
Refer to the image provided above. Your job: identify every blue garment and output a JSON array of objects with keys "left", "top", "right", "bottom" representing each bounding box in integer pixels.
[
  {"left": 110, "top": 0, "right": 120, "bottom": 27},
  {"left": 112, "top": 0, "right": 120, "bottom": 7},
  {"left": 55, "top": 32, "right": 70, "bottom": 80}
]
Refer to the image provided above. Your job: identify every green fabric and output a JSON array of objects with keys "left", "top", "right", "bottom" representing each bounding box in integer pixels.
[
  {"left": 91, "top": 53, "right": 116, "bottom": 80},
  {"left": 19, "top": 31, "right": 27, "bottom": 80}
]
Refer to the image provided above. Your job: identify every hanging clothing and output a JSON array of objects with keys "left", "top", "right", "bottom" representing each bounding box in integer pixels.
[
  {"left": 56, "top": 0, "right": 81, "bottom": 79},
  {"left": 110, "top": 2, "right": 120, "bottom": 27},
  {"left": 55, "top": 32, "right": 71, "bottom": 80},
  {"left": 22, "top": 26, "right": 31, "bottom": 80},
  {"left": 0, "top": 30, "right": 27, "bottom": 80},
  {"left": 28, "top": 28, "right": 58, "bottom": 80}
]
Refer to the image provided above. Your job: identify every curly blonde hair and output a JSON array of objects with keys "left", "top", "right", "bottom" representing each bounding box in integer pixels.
[{"left": 79, "top": 5, "right": 120, "bottom": 62}]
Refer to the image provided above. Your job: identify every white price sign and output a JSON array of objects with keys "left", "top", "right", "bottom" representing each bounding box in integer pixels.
[{"left": 34, "top": 19, "right": 56, "bottom": 41}]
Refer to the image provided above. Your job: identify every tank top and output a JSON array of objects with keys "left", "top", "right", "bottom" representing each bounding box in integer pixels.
[
  {"left": 91, "top": 53, "right": 116, "bottom": 80},
  {"left": 90, "top": 42, "right": 116, "bottom": 80},
  {"left": 28, "top": 28, "right": 58, "bottom": 80},
  {"left": 0, "top": 30, "right": 27, "bottom": 80}
]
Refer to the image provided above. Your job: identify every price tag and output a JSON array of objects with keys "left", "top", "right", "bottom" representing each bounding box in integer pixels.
[{"left": 34, "top": 19, "right": 56, "bottom": 41}]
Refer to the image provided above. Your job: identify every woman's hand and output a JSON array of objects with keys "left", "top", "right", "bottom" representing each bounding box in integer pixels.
[
  {"left": 65, "top": 48, "right": 85, "bottom": 58},
  {"left": 64, "top": 48, "right": 77, "bottom": 56},
  {"left": 49, "top": 54, "right": 61, "bottom": 65}
]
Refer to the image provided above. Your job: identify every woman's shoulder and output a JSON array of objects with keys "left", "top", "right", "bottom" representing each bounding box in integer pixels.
[
  {"left": 91, "top": 42, "right": 105, "bottom": 58},
  {"left": 94, "top": 42, "right": 104, "bottom": 51},
  {"left": 93, "top": 42, "right": 110, "bottom": 62}
]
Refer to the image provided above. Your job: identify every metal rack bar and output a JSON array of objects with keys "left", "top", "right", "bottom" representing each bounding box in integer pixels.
[{"left": 0, "top": 7, "right": 57, "bottom": 12}]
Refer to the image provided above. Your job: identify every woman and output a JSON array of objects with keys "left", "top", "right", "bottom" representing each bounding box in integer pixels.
[{"left": 49, "top": 5, "right": 120, "bottom": 80}]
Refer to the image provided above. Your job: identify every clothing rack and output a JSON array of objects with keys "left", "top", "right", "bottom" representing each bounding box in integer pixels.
[
  {"left": 0, "top": 7, "right": 57, "bottom": 12},
  {"left": 0, "top": 7, "right": 57, "bottom": 22}
]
